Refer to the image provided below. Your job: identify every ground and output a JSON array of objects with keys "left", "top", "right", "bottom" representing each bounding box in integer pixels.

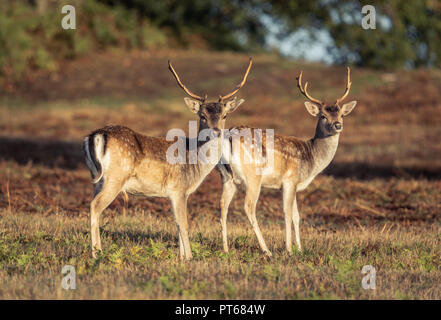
[{"left": 0, "top": 50, "right": 440, "bottom": 299}]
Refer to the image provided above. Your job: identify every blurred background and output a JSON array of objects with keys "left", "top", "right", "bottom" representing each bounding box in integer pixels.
[
  {"left": 2, "top": 0, "right": 441, "bottom": 75},
  {"left": 0, "top": 0, "right": 440, "bottom": 300}
]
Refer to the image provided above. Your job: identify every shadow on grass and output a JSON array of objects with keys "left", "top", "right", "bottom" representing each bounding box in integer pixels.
[
  {"left": 1, "top": 136, "right": 440, "bottom": 180},
  {"left": 0, "top": 136, "right": 83, "bottom": 169},
  {"left": 101, "top": 228, "right": 179, "bottom": 245},
  {"left": 324, "top": 162, "right": 441, "bottom": 180}
]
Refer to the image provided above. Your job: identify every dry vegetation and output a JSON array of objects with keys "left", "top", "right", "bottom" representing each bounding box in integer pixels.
[{"left": 0, "top": 50, "right": 440, "bottom": 299}]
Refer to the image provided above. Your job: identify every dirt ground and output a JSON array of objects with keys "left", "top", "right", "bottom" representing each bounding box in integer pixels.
[{"left": 0, "top": 50, "right": 440, "bottom": 299}]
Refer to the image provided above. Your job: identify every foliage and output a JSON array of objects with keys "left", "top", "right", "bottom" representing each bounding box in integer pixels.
[
  {"left": 267, "top": 0, "right": 441, "bottom": 69},
  {"left": 0, "top": 0, "right": 167, "bottom": 79},
  {"left": 1, "top": 0, "right": 440, "bottom": 79},
  {"left": 105, "top": 0, "right": 441, "bottom": 69},
  {"left": 102, "top": 0, "right": 266, "bottom": 51}
]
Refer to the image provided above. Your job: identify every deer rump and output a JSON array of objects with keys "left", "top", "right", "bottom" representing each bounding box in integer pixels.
[{"left": 83, "top": 132, "right": 108, "bottom": 184}]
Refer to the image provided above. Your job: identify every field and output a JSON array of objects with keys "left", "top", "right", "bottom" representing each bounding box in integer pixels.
[{"left": 0, "top": 50, "right": 440, "bottom": 299}]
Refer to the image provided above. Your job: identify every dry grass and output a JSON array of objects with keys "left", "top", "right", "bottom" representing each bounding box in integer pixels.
[
  {"left": 0, "top": 161, "right": 439, "bottom": 299},
  {"left": 0, "top": 203, "right": 440, "bottom": 299},
  {"left": 0, "top": 50, "right": 440, "bottom": 299}
]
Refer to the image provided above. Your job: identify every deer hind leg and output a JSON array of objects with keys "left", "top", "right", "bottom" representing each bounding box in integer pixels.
[
  {"left": 90, "top": 179, "right": 123, "bottom": 258},
  {"left": 244, "top": 182, "right": 271, "bottom": 256},
  {"left": 282, "top": 181, "right": 295, "bottom": 254},
  {"left": 292, "top": 194, "right": 302, "bottom": 251},
  {"left": 121, "top": 191, "right": 129, "bottom": 217},
  {"left": 170, "top": 193, "right": 192, "bottom": 260},
  {"left": 220, "top": 178, "right": 236, "bottom": 253}
]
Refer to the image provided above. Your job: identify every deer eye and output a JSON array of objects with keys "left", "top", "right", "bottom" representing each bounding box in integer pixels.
[
  {"left": 222, "top": 115, "right": 227, "bottom": 120},
  {"left": 200, "top": 116, "right": 206, "bottom": 122},
  {"left": 320, "top": 115, "right": 327, "bottom": 121}
]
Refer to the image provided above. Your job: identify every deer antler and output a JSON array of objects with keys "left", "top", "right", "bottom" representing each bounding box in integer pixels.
[
  {"left": 169, "top": 60, "right": 204, "bottom": 101},
  {"left": 335, "top": 67, "right": 352, "bottom": 105},
  {"left": 296, "top": 71, "right": 323, "bottom": 106},
  {"left": 219, "top": 57, "right": 253, "bottom": 102}
]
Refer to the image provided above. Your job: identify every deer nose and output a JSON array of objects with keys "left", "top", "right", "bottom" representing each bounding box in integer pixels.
[
  {"left": 210, "top": 128, "right": 221, "bottom": 137},
  {"left": 334, "top": 122, "right": 342, "bottom": 130}
]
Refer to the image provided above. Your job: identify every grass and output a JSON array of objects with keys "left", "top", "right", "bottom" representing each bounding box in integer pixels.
[
  {"left": 0, "top": 206, "right": 439, "bottom": 299},
  {"left": 0, "top": 161, "right": 439, "bottom": 299}
]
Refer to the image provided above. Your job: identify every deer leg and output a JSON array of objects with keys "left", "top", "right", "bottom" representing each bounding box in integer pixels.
[
  {"left": 178, "top": 232, "right": 185, "bottom": 258},
  {"left": 244, "top": 183, "right": 271, "bottom": 256},
  {"left": 220, "top": 178, "right": 236, "bottom": 252},
  {"left": 90, "top": 182, "right": 122, "bottom": 258},
  {"left": 180, "top": 199, "right": 192, "bottom": 260},
  {"left": 282, "top": 181, "right": 295, "bottom": 254},
  {"left": 170, "top": 193, "right": 193, "bottom": 260},
  {"left": 121, "top": 191, "right": 129, "bottom": 217},
  {"left": 292, "top": 194, "right": 302, "bottom": 251}
]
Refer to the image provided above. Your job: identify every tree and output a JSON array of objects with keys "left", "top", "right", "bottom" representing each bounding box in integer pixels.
[
  {"left": 267, "top": 0, "right": 441, "bottom": 69},
  {"left": 103, "top": 0, "right": 441, "bottom": 69},
  {"left": 100, "top": 0, "right": 267, "bottom": 51}
]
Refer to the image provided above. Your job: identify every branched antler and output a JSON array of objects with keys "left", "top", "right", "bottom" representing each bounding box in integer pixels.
[
  {"left": 335, "top": 67, "right": 352, "bottom": 105},
  {"left": 169, "top": 61, "right": 204, "bottom": 101},
  {"left": 169, "top": 58, "right": 253, "bottom": 103},
  {"left": 219, "top": 58, "right": 253, "bottom": 102},
  {"left": 297, "top": 67, "right": 352, "bottom": 106},
  {"left": 296, "top": 71, "right": 323, "bottom": 105}
]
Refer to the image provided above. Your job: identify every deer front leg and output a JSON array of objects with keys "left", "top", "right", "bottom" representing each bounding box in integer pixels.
[
  {"left": 178, "top": 232, "right": 185, "bottom": 258},
  {"left": 121, "top": 191, "right": 129, "bottom": 217},
  {"left": 292, "top": 194, "right": 302, "bottom": 251},
  {"left": 170, "top": 193, "right": 193, "bottom": 260},
  {"left": 282, "top": 181, "right": 295, "bottom": 254},
  {"left": 244, "top": 183, "right": 271, "bottom": 257},
  {"left": 220, "top": 179, "right": 236, "bottom": 253}
]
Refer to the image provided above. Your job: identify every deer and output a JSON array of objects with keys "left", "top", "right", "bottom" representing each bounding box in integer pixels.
[
  {"left": 82, "top": 58, "right": 252, "bottom": 260},
  {"left": 216, "top": 67, "right": 357, "bottom": 256}
]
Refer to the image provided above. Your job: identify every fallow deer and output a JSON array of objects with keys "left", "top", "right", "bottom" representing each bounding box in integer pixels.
[
  {"left": 217, "top": 67, "right": 357, "bottom": 256},
  {"left": 83, "top": 59, "right": 252, "bottom": 260}
]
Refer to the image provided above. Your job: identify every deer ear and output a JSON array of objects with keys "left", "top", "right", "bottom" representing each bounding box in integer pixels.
[
  {"left": 184, "top": 98, "right": 201, "bottom": 114},
  {"left": 341, "top": 101, "right": 357, "bottom": 116},
  {"left": 304, "top": 102, "right": 320, "bottom": 116},
  {"left": 226, "top": 97, "right": 244, "bottom": 113}
]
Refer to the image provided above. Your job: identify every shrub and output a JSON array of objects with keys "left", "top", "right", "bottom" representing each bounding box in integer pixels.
[{"left": 0, "top": 0, "right": 168, "bottom": 79}]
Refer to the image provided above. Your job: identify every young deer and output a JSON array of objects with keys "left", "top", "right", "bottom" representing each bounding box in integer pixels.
[
  {"left": 217, "top": 67, "right": 357, "bottom": 256},
  {"left": 83, "top": 59, "right": 252, "bottom": 260}
]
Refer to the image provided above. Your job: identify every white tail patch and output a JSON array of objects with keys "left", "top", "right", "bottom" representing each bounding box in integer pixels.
[
  {"left": 91, "top": 134, "right": 107, "bottom": 184},
  {"left": 83, "top": 136, "right": 98, "bottom": 178}
]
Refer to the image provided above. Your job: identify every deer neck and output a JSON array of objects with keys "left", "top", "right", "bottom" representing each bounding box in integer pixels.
[
  {"left": 309, "top": 125, "right": 340, "bottom": 176},
  {"left": 178, "top": 130, "right": 221, "bottom": 194},
  {"left": 194, "top": 130, "right": 223, "bottom": 170}
]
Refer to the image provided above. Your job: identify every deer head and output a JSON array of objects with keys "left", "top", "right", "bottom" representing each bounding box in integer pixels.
[
  {"left": 168, "top": 58, "right": 252, "bottom": 133},
  {"left": 297, "top": 67, "right": 357, "bottom": 137}
]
